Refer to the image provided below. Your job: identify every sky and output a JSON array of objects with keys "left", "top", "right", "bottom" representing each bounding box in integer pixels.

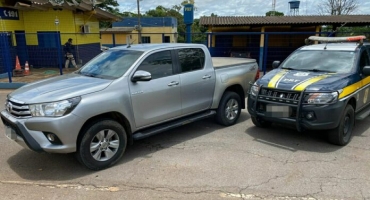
[{"left": 117, "top": 0, "right": 370, "bottom": 18}]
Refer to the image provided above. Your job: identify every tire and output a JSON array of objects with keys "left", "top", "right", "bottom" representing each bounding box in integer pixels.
[
  {"left": 328, "top": 104, "right": 355, "bottom": 146},
  {"left": 216, "top": 91, "right": 242, "bottom": 126},
  {"left": 251, "top": 116, "right": 272, "bottom": 128},
  {"left": 76, "top": 119, "right": 127, "bottom": 170}
]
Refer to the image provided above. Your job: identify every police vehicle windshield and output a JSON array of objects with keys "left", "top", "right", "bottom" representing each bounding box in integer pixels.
[{"left": 281, "top": 50, "right": 356, "bottom": 73}]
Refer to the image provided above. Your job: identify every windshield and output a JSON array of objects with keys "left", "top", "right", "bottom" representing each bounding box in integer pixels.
[
  {"left": 280, "top": 50, "right": 356, "bottom": 73},
  {"left": 78, "top": 50, "right": 143, "bottom": 79}
]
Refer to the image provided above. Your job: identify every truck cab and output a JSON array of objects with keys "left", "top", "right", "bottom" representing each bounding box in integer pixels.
[{"left": 248, "top": 35, "right": 370, "bottom": 146}]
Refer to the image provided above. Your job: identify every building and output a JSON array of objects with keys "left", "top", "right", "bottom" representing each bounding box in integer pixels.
[
  {"left": 0, "top": 0, "right": 120, "bottom": 76},
  {"left": 100, "top": 17, "right": 178, "bottom": 47},
  {"left": 199, "top": 15, "right": 370, "bottom": 70}
]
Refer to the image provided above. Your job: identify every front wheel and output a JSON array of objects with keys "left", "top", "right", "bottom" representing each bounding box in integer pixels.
[
  {"left": 328, "top": 104, "right": 354, "bottom": 146},
  {"left": 76, "top": 119, "right": 127, "bottom": 170},
  {"left": 216, "top": 91, "right": 242, "bottom": 126}
]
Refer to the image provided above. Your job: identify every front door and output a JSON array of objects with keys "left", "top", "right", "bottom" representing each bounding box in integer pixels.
[
  {"left": 129, "top": 50, "right": 182, "bottom": 128},
  {"left": 358, "top": 48, "right": 370, "bottom": 111}
]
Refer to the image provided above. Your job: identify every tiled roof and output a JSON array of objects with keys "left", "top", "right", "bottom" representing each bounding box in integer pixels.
[
  {"left": 2, "top": 0, "right": 121, "bottom": 21},
  {"left": 199, "top": 15, "right": 370, "bottom": 26},
  {"left": 100, "top": 27, "right": 135, "bottom": 33}
]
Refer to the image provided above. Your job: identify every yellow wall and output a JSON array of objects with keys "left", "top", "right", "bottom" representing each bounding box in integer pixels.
[
  {"left": 101, "top": 26, "right": 177, "bottom": 45},
  {"left": 0, "top": 1, "right": 101, "bottom": 46},
  {"left": 23, "top": 9, "right": 100, "bottom": 45}
]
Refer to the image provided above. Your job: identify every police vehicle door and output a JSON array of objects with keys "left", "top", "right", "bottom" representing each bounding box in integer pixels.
[{"left": 358, "top": 47, "right": 370, "bottom": 111}]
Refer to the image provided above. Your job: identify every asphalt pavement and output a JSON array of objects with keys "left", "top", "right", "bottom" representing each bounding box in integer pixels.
[{"left": 0, "top": 89, "right": 369, "bottom": 200}]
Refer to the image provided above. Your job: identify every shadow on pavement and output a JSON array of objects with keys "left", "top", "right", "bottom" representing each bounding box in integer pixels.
[
  {"left": 246, "top": 124, "right": 354, "bottom": 153},
  {"left": 7, "top": 112, "right": 249, "bottom": 181}
]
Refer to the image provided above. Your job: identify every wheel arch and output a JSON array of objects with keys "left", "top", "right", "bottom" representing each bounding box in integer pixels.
[
  {"left": 222, "top": 84, "right": 245, "bottom": 109},
  {"left": 77, "top": 112, "right": 133, "bottom": 150}
]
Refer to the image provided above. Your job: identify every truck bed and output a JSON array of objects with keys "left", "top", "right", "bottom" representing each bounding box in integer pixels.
[{"left": 212, "top": 57, "right": 256, "bottom": 69}]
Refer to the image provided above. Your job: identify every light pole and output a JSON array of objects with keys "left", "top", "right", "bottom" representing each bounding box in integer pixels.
[{"left": 137, "top": 0, "right": 142, "bottom": 44}]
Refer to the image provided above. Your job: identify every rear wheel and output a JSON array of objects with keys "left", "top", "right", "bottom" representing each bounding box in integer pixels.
[
  {"left": 216, "top": 91, "right": 242, "bottom": 126},
  {"left": 251, "top": 116, "right": 272, "bottom": 128},
  {"left": 76, "top": 119, "right": 127, "bottom": 170},
  {"left": 328, "top": 105, "right": 354, "bottom": 146}
]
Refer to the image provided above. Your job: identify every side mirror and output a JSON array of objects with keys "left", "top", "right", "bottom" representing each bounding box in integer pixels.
[
  {"left": 131, "top": 70, "right": 152, "bottom": 82},
  {"left": 363, "top": 66, "right": 370, "bottom": 76},
  {"left": 272, "top": 61, "right": 280, "bottom": 69}
]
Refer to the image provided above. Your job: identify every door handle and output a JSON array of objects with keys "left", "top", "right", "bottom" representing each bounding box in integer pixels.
[
  {"left": 168, "top": 81, "right": 179, "bottom": 86},
  {"left": 202, "top": 75, "right": 212, "bottom": 79}
]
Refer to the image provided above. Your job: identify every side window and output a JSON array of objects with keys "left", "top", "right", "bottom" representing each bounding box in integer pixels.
[
  {"left": 178, "top": 48, "right": 205, "bottom": 73},
  {"left": 359, "top": 49, "right": 370, "bottom": 74},
  {"left": 137, "top": 51, "right": 173, "bottom": 79}
]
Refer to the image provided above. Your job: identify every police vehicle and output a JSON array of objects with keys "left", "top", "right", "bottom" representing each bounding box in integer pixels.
[{"left": 247, "top": 35, "right": 370, "bottom": 146}]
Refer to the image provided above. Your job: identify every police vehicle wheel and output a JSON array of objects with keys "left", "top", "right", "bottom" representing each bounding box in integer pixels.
[
  {"left": 216, "top": 91, "right": 241, "bottom": 126},
  {"left": 76, "top": 119, "right": 127, "bottom": 170},
  {"left": 251, "top": 116, "right": 272, "bottom": 128},
  {"left": 328, "top": 105, "right": 354, "bottom": 146}
]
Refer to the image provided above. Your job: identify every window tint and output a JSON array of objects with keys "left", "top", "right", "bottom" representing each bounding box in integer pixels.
[
  {"left": 137, "top": 51, "right": 173, "bottom": 79},
  {"left": 359, "top": 50, "right": 370, "bottom": 71},
  {"left": 178, "top": 48, "right": 205, "bottom": 73}
]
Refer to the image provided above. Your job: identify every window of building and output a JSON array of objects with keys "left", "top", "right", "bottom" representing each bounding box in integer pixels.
[
  {"left": 178, "top": 48, "right": 205, "bottom": 73},
  {"left": 141, "top": 36, "right": 151, "bottom": 44},
  {"left": 136, "top": 50, "right": 173, "bottom": 79},
  {"left": 37, "top": 31, "right": 60, "bottom": 48},
  {"left": 164, "top": 36, "right": 170, "bottom": 43}
]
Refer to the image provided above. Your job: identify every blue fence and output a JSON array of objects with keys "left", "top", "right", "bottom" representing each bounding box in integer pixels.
[{"left": 0, "top": 31, "right": 369, "bottom": 85}]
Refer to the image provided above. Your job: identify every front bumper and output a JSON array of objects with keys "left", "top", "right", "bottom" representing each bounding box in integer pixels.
[
  {"left": 247, "top": 95, "right": 345, "bottom": 130},
  {"left": 1, "top": 110, "right": 83, "bottom": 153}
]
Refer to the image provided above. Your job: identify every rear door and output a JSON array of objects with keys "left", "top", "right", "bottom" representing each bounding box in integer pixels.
[
  {"left": 176, "top": 47, "right": 216, "bottom": 115},
  {"left": 129, "top": 50, "right": 182, "bottom": 128}
]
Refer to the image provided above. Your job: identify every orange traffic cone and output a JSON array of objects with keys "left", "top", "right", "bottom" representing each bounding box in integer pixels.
[
  {"left": 13, "top": 55, "right": 24, "bottom": 77},
  {"left": 15, "top": 56, "right": 21, "bottom": 70},
  {"left": 24, "top": 61, "right": 30, "bottom": 76}
]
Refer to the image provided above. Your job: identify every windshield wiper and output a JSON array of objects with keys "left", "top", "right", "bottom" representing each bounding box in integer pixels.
[
  {"left": 301, "top": 69, "right": 335, "bottom": 73},
  {"left": 79, "top": 72, "right": 97, "bottom": 77},
  {"left": 281, "top": 67, "right": 297, "bottom": 70}
]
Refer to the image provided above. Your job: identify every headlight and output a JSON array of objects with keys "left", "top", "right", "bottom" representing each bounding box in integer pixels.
[
  {"left": 250, "top": 83, "right": 260, "bottom": 96},
  {"left": 304, "top": 92, "right": 338, "bottom": 104},
  {"left": 29, "top": 97, "right": 81, "bottom": 117}
]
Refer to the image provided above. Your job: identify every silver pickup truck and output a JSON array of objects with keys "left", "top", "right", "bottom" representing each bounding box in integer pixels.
[{"left": 1, "top": 43, "right": 258, "bottom": 170}]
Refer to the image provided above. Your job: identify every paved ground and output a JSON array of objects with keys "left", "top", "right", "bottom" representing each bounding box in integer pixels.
[{"left": 0, "top": 89, "right": 369, "bottom": 200}]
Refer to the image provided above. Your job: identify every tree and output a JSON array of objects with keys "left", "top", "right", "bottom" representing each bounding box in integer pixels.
[
  {"left": 266, "top": 11, "right": 284, "bottom": 16},
  {"left": 317, "top": 0, "right": 358, "bottom": 15}
]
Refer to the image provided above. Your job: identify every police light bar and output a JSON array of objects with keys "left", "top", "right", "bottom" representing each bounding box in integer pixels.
[{"left": 307, "top": 35, "right": 366, "bottom": 43}]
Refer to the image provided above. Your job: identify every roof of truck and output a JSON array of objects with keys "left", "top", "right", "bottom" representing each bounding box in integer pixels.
[
  {"left": 110, "top": 43, "right": 206, "bottom": 52},
  {"left": 300, "top": 42, "right": 369, "bottom": 51}
]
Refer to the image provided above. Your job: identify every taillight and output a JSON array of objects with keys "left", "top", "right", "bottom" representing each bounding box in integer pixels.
[{"left": 254, "top": 69, "right": 260, "bottom": 81}]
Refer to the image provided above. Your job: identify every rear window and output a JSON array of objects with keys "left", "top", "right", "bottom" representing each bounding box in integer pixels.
[
  {"left": 178, "top": 48, "right": 205, "bottom": 73},
  {"left": 281, "top": 50, "right": 356, "bottom": 73}
]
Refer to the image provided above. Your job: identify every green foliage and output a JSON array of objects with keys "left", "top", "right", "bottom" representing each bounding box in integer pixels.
[
  {"left": 143, "top": 4, "right": 207, "bottom": 43},
  {"left": 265, "top": 10, "right": 284, "bottom": 16}
]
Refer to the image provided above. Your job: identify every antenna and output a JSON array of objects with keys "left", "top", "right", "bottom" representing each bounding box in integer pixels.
[{"left": 272, "top": 0, "right": 276, "bottom": 16}]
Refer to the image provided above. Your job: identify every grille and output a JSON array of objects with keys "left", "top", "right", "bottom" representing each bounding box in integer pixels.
[
  {"left": 6, "top": 100, "right": 31, "bottom": 118},
  {"left": 258, "top": 88, "right": 302, "bottom": 105}
]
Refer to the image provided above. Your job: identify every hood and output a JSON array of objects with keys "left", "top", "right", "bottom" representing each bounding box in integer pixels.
[
  {"left": 258, "top": 69, "right": 352, "bottom": 92},
  {"left": 8, "top": 73, "right": 113, "bottom": 104}
]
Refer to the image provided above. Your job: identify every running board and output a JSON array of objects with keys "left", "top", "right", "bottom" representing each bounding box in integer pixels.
[
  {"left": 132, "top": 110, "right": 216, "bottom": 140},
  {"left": 356, "top": 105, "right": 370, "bottom": 120}
]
